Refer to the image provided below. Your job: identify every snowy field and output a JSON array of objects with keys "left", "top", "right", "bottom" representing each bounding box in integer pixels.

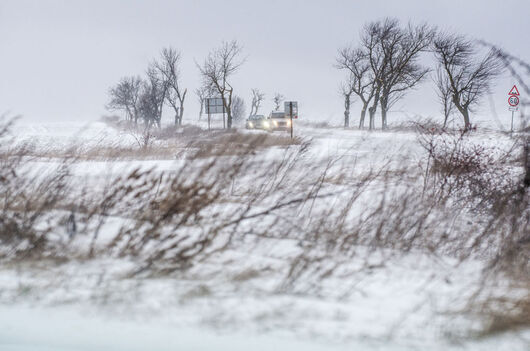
[{"left": 0, "top": 119, "right": 528, "bottom": 351}]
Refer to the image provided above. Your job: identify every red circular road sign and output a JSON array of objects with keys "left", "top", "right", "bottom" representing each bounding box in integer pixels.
[{"left": 508, "top": 95, "right": 519, "bottom": 107}]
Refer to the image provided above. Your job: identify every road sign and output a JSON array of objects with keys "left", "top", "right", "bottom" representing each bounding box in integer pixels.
[
  {"left": 509, "top": 106, "right": 518, "bottom": 112},
  {"left": 284, "top": 101, "right": 298, "bottom": 119},
  {"left": 284, "top": 101, "right": 298, "bottom": 139},
  {"left": 508, "top": 85, "right": 520, "bottom": 96},
  {"left": 508, "top": 95, "right": 520, "bottom": 107},
  {"left": 205, "top": 97, "right": 225, "bottom": 114}
]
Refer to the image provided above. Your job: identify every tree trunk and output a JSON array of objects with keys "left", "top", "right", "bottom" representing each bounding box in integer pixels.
[
  {"left": 359, "top": 105, "right": 367, "bottom": 129},
  {"left": 381, "top": 107, "right": 388, "bottom": 130},
  {"left": 369, "top": 107, "right": 376, "bottom": 130},
  {"left": 344, "top": 94, "right": 350, "bottom": 128},
  {"left": 227, "top": 91, "right": 233, "bottom": 129},
  {"left": 455, "top": 104, "right": 471, "bottom": 131},
  {"left": 369, "top": 88, "right": 381, "bottom": 130},
  {"left": 453, "top": 95, "right": 471, "bottom": 131},
  {"left": 462, "top": 109, "right": 471, "bottom": 131},
  {"left": 227, "top": 108, "right": 232, "bottom": 129},
  {"left": 442, "top": 100, "right": 450, "bottom": 129},
  {"left": 179, "top": 95, "right": 185, "bottom": 126},
  {"left": 380, "top": 96, "right": 389, "bottom": 130}
]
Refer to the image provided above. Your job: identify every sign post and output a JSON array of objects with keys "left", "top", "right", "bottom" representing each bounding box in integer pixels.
[
  {"left": 205, "top": 97, "right": 225, "bottom": 131},
  {"left": 508, "top": 85, "right": 520, "bottom": 133},
  {"left": 289, "top": 102, "right": 293, "bottom": 138},
  {"left": 284, "top": 101, "right": 298, "bottom": 139}
]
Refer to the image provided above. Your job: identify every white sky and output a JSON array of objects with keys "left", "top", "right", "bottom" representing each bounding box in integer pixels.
[{"left": 1, "top": 0, "right": 528, "bottom": 127}]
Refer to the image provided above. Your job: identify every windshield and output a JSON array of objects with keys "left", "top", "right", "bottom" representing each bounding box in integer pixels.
[{"left": 270, "top": 112, "right": 286, "bottom": 119}]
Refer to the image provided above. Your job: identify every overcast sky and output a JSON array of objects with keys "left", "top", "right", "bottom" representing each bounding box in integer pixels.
[{"left": 1, "top": 0, "right": 528, "bottom": 127}]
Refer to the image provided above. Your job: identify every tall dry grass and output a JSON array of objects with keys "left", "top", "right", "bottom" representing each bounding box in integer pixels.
[{"left": 0, "top": 114, "right": 528, "bottom": 338}]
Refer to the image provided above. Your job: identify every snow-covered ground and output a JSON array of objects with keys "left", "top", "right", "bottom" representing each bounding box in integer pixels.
[{"left": 0, "top": 119, "right": 528, "bottom": 350}]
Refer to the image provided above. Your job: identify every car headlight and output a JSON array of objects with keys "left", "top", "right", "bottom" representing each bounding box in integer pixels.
[
  {"left": 249, "top": 122, "right": 254, "bottom": 128},
  {"left": 286, "top": 120, "right": 291, "bottom": 126},
  {"left": 273, "top": 120, "right": 278, "bottom": 127},
  {"left": 263, "top": 121, "right": 270, "bottom": 128}
]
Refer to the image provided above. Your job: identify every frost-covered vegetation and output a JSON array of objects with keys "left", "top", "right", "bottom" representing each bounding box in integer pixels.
[{"left": 0, "top": 112, "right": 528, "bottom": 349}]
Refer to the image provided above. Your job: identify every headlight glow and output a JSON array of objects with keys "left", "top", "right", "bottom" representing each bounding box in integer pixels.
[
  {"left": 249, "top": 122, "right": 254, "bottom": 128},
  {"left": 286, "top": 120, "right": 291, "bottom": 126},
  {"left": 263, "top": 121, "right": 270, "bottom": 128},
  {"left": 273, "top": 120, "right": 278, "bottom": 126}
]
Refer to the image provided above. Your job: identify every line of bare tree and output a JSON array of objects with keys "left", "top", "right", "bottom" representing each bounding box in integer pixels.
[
  {"left": 336, "top": 18, "right": 434, "bottom": 130},
  {"left": 107, "top": 47, "right": 187, "bottom": 128},
  {"left": 336, "top": 18, "right": 503, "bottom": 131},
  {"left": 108, "top": 41, "right": 247, "bottom": 130}
]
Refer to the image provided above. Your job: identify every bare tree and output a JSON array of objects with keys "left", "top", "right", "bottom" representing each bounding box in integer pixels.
[
  {"left": 198, "top": 41, "right": 245, "bottom": 129},
  {"left": 138, "top": 66, "right": 168, "bottom": 128},
  {"left": 433, "top": 34, "right": 503, "bottom": 130},
  {"left": 195, "top": 87, "right": 206, "bottom": 121},
  {"left": 107, "top": 76, "right": 143, "bottom": 125},
  {"left": 249, "top": 88, "right": 265, "bottom": 116},
  {"left": 360, "top": 19, "right": 395, "bottom": 130},
  {"left": 338, "top": 19, "right": 433, "bottom": 130},
  {"left": 434, "top": 66, "right": 454, "bottom": 128},
  {"left": 195, "top": 83, "right": 216, "bottom": 121},
  {"left": 231, "top": 95, "right": 246, "bottom": 124},
  {"left": 336, "top": 47, "right": 376, "bottom": 129},
  {"left": 154, "top": 47, "right": 187, "bottom": 127},
  {"left": 273, "top": 93, "right": 284, "bottom": 111},
  {"left": 378, "top": 22, "right": 435, "bottom": 129},
  {"left": 339, "top": 74, "right": 356, "bottom": 128}
]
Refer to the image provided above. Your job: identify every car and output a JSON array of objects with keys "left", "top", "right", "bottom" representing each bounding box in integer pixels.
[
  {"left": 268, "top": 111, "right": 292, "bottom": 132},
  {"left": 246, "top": 115, "right": 272, "bottom": 131}
]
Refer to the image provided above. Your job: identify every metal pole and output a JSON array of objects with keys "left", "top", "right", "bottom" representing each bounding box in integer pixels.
[
  {"left": 208, "top": 112, "right": 211, "bottom": 131},
  {"left": 290, "top": 102, "right": 293, "bottom": 139},
  {"left": 511, "top": 110, "right": 514, "bottom": 133}
]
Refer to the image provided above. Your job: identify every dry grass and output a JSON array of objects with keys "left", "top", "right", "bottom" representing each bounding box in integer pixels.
[
  {"left": 1, "top": 115, "right": 529, "bottom": 338},
  {"left": 415, "top": 123, "right": 529, "bottom": 337},
  {"left": 0, "top": 117, "right": 312, "bottom": 274},
  {"left": 477, "top": 294, "right": 530, "bottom": 337},
  {"left": 17, "top": 121, "right": 303, "bottom": 161}
]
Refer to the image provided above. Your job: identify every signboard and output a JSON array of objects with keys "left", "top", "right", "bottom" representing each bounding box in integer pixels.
[
  {"left": 508, "top": 85, "right": 520, "bottom": 96},
  {"left": 205, "top": 97, "right": 225, "bottom": 114},
  {"left": 508, "top": 95, "right": 520, "bottom": 107},
  {"left": 508, "top": 85, "right": 521, "bottom": 132},
  {"left": 284, "top": 101, "right": 298, "bottom": 119}
]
